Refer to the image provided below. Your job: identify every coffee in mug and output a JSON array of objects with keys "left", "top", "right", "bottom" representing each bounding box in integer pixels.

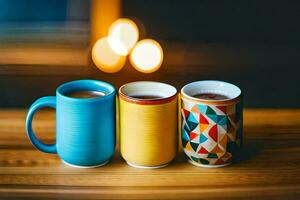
[
  {"left": 65, "top": 90, "right": 105, "bottom": 99},
  {"left": 192, "top": 93, "right": 229, "bottom": 100},
  {"left": 129, "top": 95, "right": 163, "bottom": 99}
]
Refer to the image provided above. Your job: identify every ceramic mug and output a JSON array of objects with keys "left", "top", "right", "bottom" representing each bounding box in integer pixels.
[
  {"left": 25, "top": 80, "right": 116, "bottom": 168},
  {"left": 119, "top": 81, "right": 178, "bottom": 168},
  {"left": 181, "top": 80, "right": 243, "bottom": 168}
]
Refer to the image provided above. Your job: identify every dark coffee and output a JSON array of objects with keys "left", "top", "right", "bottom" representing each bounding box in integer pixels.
[
  {"left": 65, "top": 90, "right": 105, "bottom": 99},
  {"left": 130, "top": 95, "right": 163, "bottom": 99},
  {"left": 193, "top": 93, "right": 229, "bottom": 100}
]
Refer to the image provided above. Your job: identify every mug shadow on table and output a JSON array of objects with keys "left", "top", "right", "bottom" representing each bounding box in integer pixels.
[{"left": 234, "top": 137, "right": 265, "bottom": 164}]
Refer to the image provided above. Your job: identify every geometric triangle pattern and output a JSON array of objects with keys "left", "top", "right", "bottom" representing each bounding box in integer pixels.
[
  {"left": 200, "top": 124, "right": 209, "bottom": 133},
  {"left": 208, "top": 124, "right": 218, "bottom": 142},
  {"left": 189, "top": 132, "right": 199, "bottom": 140},
  {"left": 199, "top": 133, "right": 208, "bottom": 143},
  {"left": 181, "top": 98, "right": 242, "bottom": 166}
]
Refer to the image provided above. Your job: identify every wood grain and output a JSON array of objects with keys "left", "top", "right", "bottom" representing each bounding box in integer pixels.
[{"left": 0, "top": 109, "right": 300, "bottom": 199}]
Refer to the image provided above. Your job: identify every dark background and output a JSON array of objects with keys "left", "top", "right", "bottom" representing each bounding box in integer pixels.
[
  {"left": 0, "top": 0, "right": 299, "bottom": 108},
  {"left": 124, "top": 0, "right": 300, "bottom": 44}
]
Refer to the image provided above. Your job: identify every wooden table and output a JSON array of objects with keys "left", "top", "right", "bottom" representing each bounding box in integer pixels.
[{"left": 0, "top": 109, "right": 299, "bottom": 199}]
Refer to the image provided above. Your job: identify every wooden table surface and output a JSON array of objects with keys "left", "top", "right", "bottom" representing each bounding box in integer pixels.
[{"left": 0, "top": 109, "right": 299, "bottom": 199}]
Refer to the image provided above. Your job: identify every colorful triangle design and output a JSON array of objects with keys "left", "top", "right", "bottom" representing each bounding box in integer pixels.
[
  {"left": 216, "top": 106, "right": 227, "bottom": 114},
  {"left": 199, "top": 158, "right": 210, "bottom": 165},
  {"left": 200, "top": 133, "right": 208, "bottom": 143},
  {"left": 207, "top": 153, "right": 218, "bottom": 159},
  {"left": 182, "top": 129, "right": 190, "bottom": 142},
  {"left": 189, "top": 132, "right": 199, "bottom": 140},
  {"left": 218, "top": 115, "right": 227, "bottom": 125},
  {"left": 218, "top": 144, "right": 225, "bottom": 151},
  {"left": 208, "top": 124, "right": 218, "bottom": 142},
  {"left": 198, "top": 147, "right": 209, "bottom": 154},
  {"left": 191, "top": 105, "right": 200, "bottom": 113},
  {"left": 218, "top": 124, "right": 227, "bottom": 134},
  {"left": 190, "top": 142, "right": 199, "bottom": 152},
  {"left": 211, "top": 144, "right": 223, "bottom": 153},
  {"left": 187, "top": 121, "right": 198, "bottom": 131},
  {"left": 191, "top": 156, "right": 199, "bottom": 162},
  {"left": 206, "top": 114, "right": 218, "bottom": 123},
  {"left": 206, "top": 106, "right": 216, "bottom": 115},
  {"left": 184, "top": 124, "right": 190, "bottom": 133},
  {"left": 198, "top": 105, "right": 207, "bottom": 114},
  {"left": 182, "top": 137, "right": 188, "bottom": 147},
  {"left": 187, "top": 113, "right": 199, "bottom": 131},
  {"left": 182, "top": 109, "right": 190, "bottom": 118},
  {"left": 219, "top": 134, "right": 227, "bottom": 149},
  {"left": 185, "top": 142, "right": 193, "bottom": 151},
  {"left": 187, "top": 113, "right": 198, "bottom": 123},
  {"left": 200, "top": 124, "right": 209, "bottom": 133},
  {"left": 207, "top": 114, "right": 228, "bottom": 126},
  {"left": 199, "top": 114, "right": 209, "bottom": 124}
]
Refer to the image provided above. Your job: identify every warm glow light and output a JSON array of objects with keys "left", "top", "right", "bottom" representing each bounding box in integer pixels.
[
  {"left": 129, "top": 39, "right": 163, "bottom": 73},
  {"left": 92, "top": 37, "right": 126, "bottom": 73},
  {"left": 108, "top": 18, "right": 139, "bottom": 56}
]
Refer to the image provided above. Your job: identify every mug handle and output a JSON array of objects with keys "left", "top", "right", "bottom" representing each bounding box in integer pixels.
[{"left": 25, "top": 96, "right": 57, "bottom": 154}]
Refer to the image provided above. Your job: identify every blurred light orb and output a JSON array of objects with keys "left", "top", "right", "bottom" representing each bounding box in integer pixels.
[
  {"left": 92, "top": 37, "right": 126, "bottom": 73},
  {"left": 130, "top": 39, "right": 163, "bottom": 73},
  {"left": 107, "top": 36, "right": 128, "bottom": 56},
  {"left": 108, "top": 18, "right": 139, "bottom": 56}
]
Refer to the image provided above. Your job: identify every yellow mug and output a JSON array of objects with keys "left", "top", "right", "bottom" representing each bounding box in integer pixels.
[{"left": 119, "top": 81, "right": 178, "bottom": 168}]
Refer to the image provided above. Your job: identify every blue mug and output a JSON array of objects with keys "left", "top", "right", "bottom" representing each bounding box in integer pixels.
[{"left": 25, "top": 80, "right": 116, "bottom": 168}]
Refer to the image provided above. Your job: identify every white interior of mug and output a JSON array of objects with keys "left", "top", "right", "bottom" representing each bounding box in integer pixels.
[
  {"left": 119, "top": 81, "right": 177, "bottom": 99},
  {"left": 181, "top": 80, "right": 241, "bottom": 101}
]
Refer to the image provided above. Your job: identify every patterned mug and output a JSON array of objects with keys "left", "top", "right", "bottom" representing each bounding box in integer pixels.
[{"left": 181, "top": 80, "right": 243, "bottom": 168}]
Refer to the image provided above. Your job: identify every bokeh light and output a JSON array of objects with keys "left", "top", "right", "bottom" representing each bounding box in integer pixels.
[
  {"left": 92, "top": 37, "right": 126, "bottom": 73},
  {"left": 108, "top": 18, "right": 139, "bottom": 56},
  {"left": 129, "top": 39, "right": 163, "bottom": 73}
]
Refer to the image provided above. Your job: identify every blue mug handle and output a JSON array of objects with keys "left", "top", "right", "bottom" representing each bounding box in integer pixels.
[{"left": 25, "top": 96, "right": 57, "bottom": 154}]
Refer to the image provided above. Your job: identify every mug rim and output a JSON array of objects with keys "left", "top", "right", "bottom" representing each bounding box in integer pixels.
[
  {"left": 56, "top": 79, "right": 116, "bottom": 102},
  {"left": 119, "top": 81, "right": 177, "bottom": 105},
  {"left": 181, "top": 80, "right": 242, "bottom": 105}
]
